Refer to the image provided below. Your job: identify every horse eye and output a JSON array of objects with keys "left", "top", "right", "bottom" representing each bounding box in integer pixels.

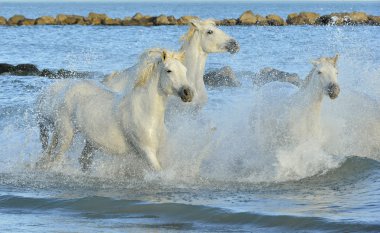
[
  {"left": 166, "top": 70, "right": 172, "bottom": 73},
  {"left": 318, "top": 71, "right": 322, "bottom": 74},
  {"left": 207, "top": 30, "right": 214, "bottom": 35}
]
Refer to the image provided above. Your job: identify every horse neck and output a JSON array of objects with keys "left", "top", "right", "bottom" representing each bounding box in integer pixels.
[
  {"left": 296, "top": 72, "right": 324, "bottom": 113},
  {"left": 122, "top": 71, "right": 167, "bottom": 126},
  {"left": 290, "top": 71, "right": 324, "bottom": 140},
  {"left": 180, "top": 32, "right": 208, "bottom": 104}
]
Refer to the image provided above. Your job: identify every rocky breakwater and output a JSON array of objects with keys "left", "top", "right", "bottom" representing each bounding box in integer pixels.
[
  {"left": 0, "top": 63, "right": 241, "bottom": 88},
  {"left": 0, "top": 11, "right": 378, "bottom": 26},
  {"left": 0, "top": 63, "right": 96, "bottom": 79}
]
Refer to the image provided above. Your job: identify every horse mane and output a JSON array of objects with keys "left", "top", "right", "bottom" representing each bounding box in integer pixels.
[
  {"left": 134, "top": 49, "right": 184, "bottom": 88},
  {"left": 134, "top": 60, "right": 158, "bottom": 88},
  {"left": 180, "top": 26, "right": 197, "bottom": 43},
  {"left": 301, "top": 66, "right": 316, "bottom": 89}
]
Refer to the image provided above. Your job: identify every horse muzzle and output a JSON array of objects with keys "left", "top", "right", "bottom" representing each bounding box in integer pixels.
[
  {"left": 179, "top": 86, "right": 194, "bottom": 102},
  {"left": 225, "top": 39, "right": 240, "bottom": 54},
  {"left": 326, "top": 82, "right": 340, "bottom": 99}
]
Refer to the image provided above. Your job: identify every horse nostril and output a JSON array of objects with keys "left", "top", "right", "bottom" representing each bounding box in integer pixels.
[
  {"left": 327, "top": 83, "right": 340, "bottom": 99},
  {"left": 226, "top": 39, "right": 240, "bottom": 54},
  {"left": 179, "top": 87, "right": 193, "bottom": 102},
  {"left": 184, "top": 88, "right": 189, "bottom": 96}
]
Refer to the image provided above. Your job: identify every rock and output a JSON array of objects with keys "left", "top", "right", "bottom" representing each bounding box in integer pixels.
[
  {"left": 12, "top": 64, "right": 40, "bottom": 76},
  {"left": 40, "top": 69, "right": 56, "bottom": 78},
  {"left": 8, "top": 15, "right": 25, "bottom": 25},
  {"left": 286, "top": 12, "right": 320, "bottom": 25},
  {"left": 132, "top": 13, "right": 153, "bottom": 26},
  {"left": 154, "top": 15, "right": 169, "bottom": 25},
  {"left": 0, "top": 16, "right": 7, "bottom": 25},
  {"left": 65, "top": 15, "right": 83, "bottom": 25},
  {"left": 56, "top": 14, "right": 85, "bottom": 25},
  {"left": 204, "top": 66, "right": 240, "bottom": 87},
  {"left": 103, "top": 17, "right": 121, "bottom": 25},
  {"left": 256, "top": 15, "right": 269, "bottom": 26},
  {"left": 347, "top": 12, "right": 369, "bottom": 24},
  {"left": 122, "top": 13, "right": 154, "bottom": 26},
  {"left": 75, "top": 16, "right": 87, "bottom": 25},
  {"left": 286, "top": 13, "right": 298, "bottom": 24},
  {"left": 55, "top": 14, "right": 68, "bottom": 25},
  {"left": 329, "top": 12, "right": 357, "bottom": 25},
  {"left": 87, "top": 13, "right": 106, "bottom": 25},
  {"left": 78, "top": 20, "right": 89, "bottom": 25},
  {"left": 167, "top": 16, "right": 177, "bottom": 25},
  {"left": 0, "top": 63, "right": 15, "bottom": 74},
  {"left": 316, "top": 12, "right": 369, "bottom": 25},
  {"left": 56, "top": 69, "right": 72, "bottom": 78},
  {"left": 88, "top": 12, "right": 107, "bottom": 20},
  {"left": 237, "top": 10, "right": 258, "bottom": 25},
  {"left": 177, "top": 15, "right": 199, "bottom": 25},
  {"left": 132, "top": 13, "right": 144, "bottom": 21},
  {"left": 121, "top": 17, "right": 133, "bottom": 26},
  {"left": 35, "top": 16, "right": 56, "bottom": 25},
  {"left": 20, "top": 19, "right": 35, "bottom": 26},
  {"left": 154, "top": 15, "right": 176, "bottom": 25},
  {"left": 55, "top": 69, "right": 93, "bottom": 79},
  {"left": 217, "top": 18, "right": 237, "bottom": 26},
  {"left": 87, "top": 12, "right": 107, "bottom": 25},
  {"left": 315, "top": 15, "right": 334, "bottom": 25},
  {"left": 88, "top": 17, "right": 102, "bottom": 25},
  {"left": 253, "top": 67, "right": 301, "bottom": 87},
  {"left": 266, "top": 14, "right": 285, "bottom": 26},
  {"left": 369, "top": 15, "right": 380, "bottom": 25}
]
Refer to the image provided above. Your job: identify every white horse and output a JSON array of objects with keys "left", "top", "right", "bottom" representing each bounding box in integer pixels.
[
  {"left": 102, "top": 19, "right": 240, "bottom": 105},
  {"left": 37, "top": 50, "right": 193, "bottom": 171},
  {"left": 251, "top": 55, "right": 340, "bottom": 152}
]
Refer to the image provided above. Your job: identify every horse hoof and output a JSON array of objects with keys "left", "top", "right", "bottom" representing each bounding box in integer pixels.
[{"left": 35, "top": 158, "right": 51, "bottom": 170}]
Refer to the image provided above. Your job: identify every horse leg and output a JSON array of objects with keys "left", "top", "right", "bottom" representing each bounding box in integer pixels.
[
  {"left": 79, "top": 140, "right": 95, "bottom": 172},
  {"left": 50, "top": 117, "right": 74, "bottom": 164},
  {"left": 139, "top": 146, "right": 162, "bottom": 171},
  {"left": 39, "top": 122, "right": 49, "bottom": 151},
  {"left": 36, "top": 129, "right": 58, "bottom": 168}
]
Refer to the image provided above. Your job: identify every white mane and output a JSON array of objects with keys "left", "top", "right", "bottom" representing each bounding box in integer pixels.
[{"left": 134, "top": 49, "right": 185, "bottom": 88}]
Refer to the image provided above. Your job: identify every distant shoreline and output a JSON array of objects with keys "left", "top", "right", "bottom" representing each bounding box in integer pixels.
[{"left": 0, "top": 11, "right": 379, "bottom": 26}]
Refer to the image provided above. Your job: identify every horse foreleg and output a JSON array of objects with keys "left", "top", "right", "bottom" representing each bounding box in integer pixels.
[
  {"left": 39, "top": 122, "right": 49, "bottom": 151},
  {"left": 50, "top": 118, "right": 74, "bottom": 164},
  {"left": 36, "top": 130, "right": 58, "bottom": 168},
  {"left": 79, "top": 141, "right": 95, "bottom": 172},
  {"left": 139, "top": 146, "right": 162, "bottom": 171}
]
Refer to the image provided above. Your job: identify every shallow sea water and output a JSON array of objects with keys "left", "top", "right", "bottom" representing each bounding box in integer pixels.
[{"left": 0, "top": 2, "right": 380, "bottom": 232}]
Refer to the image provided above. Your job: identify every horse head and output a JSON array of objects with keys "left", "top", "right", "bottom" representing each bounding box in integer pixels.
[
  {"left": 181, "top": 19, "right": 240, "bottom": 54},
  {"left": 311, "top": 54, "right": 340, "bottom": 99},
  {"left": 159, "top": 50, "right": 194, "bottom": 102}
]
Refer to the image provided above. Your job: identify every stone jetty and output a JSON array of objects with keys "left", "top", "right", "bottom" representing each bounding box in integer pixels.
[{"left": 0, "top": 11, "right": 379, "bottom": 26}]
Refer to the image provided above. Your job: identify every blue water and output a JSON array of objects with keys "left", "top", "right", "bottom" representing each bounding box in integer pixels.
[
  {"left": 1, "top": 1, "right": 380, "bottom": 19},
  {"left": 1, "top": 2, "right": 380, "bottom": 232}
]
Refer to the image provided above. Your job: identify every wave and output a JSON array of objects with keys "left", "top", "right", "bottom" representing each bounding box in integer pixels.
[
  {"left": 0, "top": 194, "right": 379, "bottom": 232},
  {"left": 0, "top": 156, "right": 378, "bottom": 196}
]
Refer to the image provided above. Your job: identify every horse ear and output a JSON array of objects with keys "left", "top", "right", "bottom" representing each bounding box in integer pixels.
[
  {"left": 332, "top": 54, "right": 339, "bottom": 67},
  {"left": 189, "top": 20, "right": 201, "bottom": 29},
  {"left": 161, "top": 50, "right": 167, "bottom": 62},
  {"left": 178, "top": 51, "right": 186, "bottom": 62},
  {"left": 310, "top": 59, "right": 319, "bottom": 66}
]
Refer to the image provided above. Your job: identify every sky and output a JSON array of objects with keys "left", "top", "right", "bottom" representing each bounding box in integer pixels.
[{"left": 0, "top": 0, "right": 378, "bottom": 2}]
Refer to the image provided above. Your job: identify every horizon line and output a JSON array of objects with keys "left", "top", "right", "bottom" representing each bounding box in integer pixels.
[{"left": 1, "top": 0, "right": 379, "bottom": 2}]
